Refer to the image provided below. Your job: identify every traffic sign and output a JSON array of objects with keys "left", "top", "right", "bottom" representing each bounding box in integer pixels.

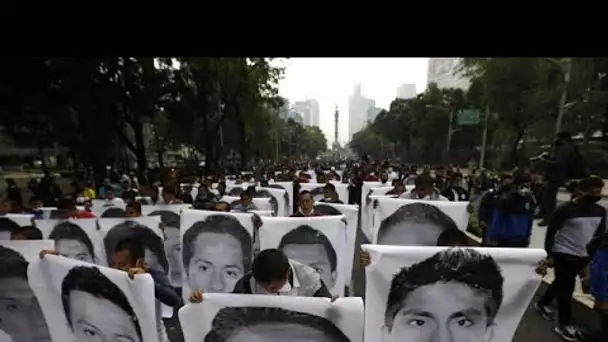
[{"left": 457, "top": 108, "right": 480, "bottom": 125}]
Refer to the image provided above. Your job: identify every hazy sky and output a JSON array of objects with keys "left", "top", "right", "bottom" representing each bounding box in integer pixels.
[{"left": 276, "top": 58, "right": 429, "bottom": 145}]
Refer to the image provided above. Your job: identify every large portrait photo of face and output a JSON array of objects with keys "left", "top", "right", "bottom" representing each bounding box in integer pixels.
[
  {"left": 313, "top": 203, "right": 359, "bottom": 286},
  {"left": 48, "top": 220, "right": 99, "bottom": 263},
  {"left": 266, "top": 182, "right": 293, "bottom": 215},
  {"left": 362, "top": 245, "right": 547, "bottom": 342},
  {"left": 258, "top": 215, "right": 347, "bottom": 295},
  {"left": 147, "top": 210, "right": 183, "bottom": 287},
  {"left": 181, "top": 210, "right": 254, "bottom": 299},
  {"left": 0, "top": 241, "right": 53, "bottom": 342},
  {"left": 0, "top": 217, "right": 21, "bottom": 240},
  {"left": 372, "top": 198, "right": 469, "bottom": 246},
  {"left": 178, "top": 293, "right": 364, "bottom": 342},
  {"left": 28, "top": 255, "right": 158, "bottom": 342},
  {"left": 102, "top": 220, "right": 169, "bottom": 275}
]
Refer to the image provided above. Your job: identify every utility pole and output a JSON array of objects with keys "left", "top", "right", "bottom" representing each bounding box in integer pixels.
[
  {"left": 446, "top": 110, "right": 454, "bottom": 152},
  {"left": 480, "top": 104, "right": 490, "bottom": 168},
  {"left": 554, "top": 58, "right": 572, "bottom": 135}
]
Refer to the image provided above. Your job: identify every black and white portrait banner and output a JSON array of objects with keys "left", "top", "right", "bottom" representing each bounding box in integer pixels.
[
  {"left": 258, "top": 215, "right": 348, "bottom": 296},
  {"left": 179, "top": 293, "right": 364, "bottom": 342},
  {"left": 35, "top": 218, "right": 102, "bottom": 264},
  {"left": 29, "top": 254, "right": 159, "bottom": 342},
  {"left": 362, "top": 245, "right": 546, "bottom": 342},
  {"left": 0, "top": 240, "right": 54, "bottom": 342},
  {"left": 313, "top": 202, "right": 359, "bottom": 288},
  {"left": 268, "top": 181, "right": 294, "bottom": 215},
  {"left": 180, "top": 209, "right": 255, "bottom": 301},
  {"left": 371, "top": 198, "right": 469, "bottom": 246}
]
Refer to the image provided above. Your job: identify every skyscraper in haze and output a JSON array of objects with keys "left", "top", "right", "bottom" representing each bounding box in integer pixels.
[
  {"left": 348, "top": 84, "right": 376, "bottom": 141},
  {"left": 427, "top": 58, "right": 470, "bottom": 89},
  {"left": 396, "top": 84, "right": 417, "bottom": 99},
  {"left": 293, "top": 99, "right": 320, "bottom": 127}
]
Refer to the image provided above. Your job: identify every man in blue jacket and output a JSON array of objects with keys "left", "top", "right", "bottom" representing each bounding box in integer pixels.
[{"left": 485, "top": 173, "right": 536, "bottom": 247}]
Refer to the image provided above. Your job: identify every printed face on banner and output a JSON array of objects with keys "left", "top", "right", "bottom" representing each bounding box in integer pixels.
[
  {"left": 28, "top": 255, "right": 158, "bottom": 342},
  {"left": 48, "top": 220, "right": 99, "bottom": 263},
  {"left": 363, "top": 245, "right": 546, "bottom": 342},
  {"left": 146, "top": 209, "right": 183, "bottom": 286},
  {"left": 259, "top": 216, "right": 346, "bottom": 295},
  {"left": 374, "top": 199, "right": 464, "bottom": 247},
  {"left": 101, "top": 220, "right": 168, "bottom": 275},
  {"left": 0, "top": 240, "right": 53, "bottom": 342},
  {"left": 179, "top": 294, "right": 364, "bottom": 342},
  {"left": 181, "top": 211, "right": 254, "bottom": 295}
]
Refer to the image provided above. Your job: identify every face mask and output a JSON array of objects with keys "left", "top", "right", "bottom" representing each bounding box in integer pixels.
[{"left": 518, "top": 187, "right": 531, "bottom": 196}]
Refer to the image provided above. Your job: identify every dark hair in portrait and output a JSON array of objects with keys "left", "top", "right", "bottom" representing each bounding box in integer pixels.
[
  {"left": 308, "top": 187, "right": 325, "bottom": 198},
  {"left": 11, "top": 225, "right": 43, "bottom": 240},
  {"left": 377, "top": 202, "right": 458, "bottom": 243},
  {"left": 61, "top": 265, "right": 142, "bottom": 340},
  {"left": 203, "top": 306, "right": 351, "bottom": 342},
  {"left": 384, "top": 248, "right": 504, "bottom": 330},
  {"left": 49, "top": 222, "right": 96, "bottom": 258},
  {"left": 277, "top": 225, "right": 337, "bottom": 274},
  {"left": 255, "top": 189, "right": 283, "bottom": 216},
  {"left": 148, "top": 210, "right": 180, "bottom": 228},
  {"left": 0, "top": 245, "right": 28, "bottom": 280},
  {"left": 313, "top": 204, "right": 342, "bottom": 216},
  {"left": 101, "top": 207, "right": 127, "bottom": 218},
  {"left": 0, "top": 217, "right": 21, "bottom": 234},
  {"left": 103, "top": 221, "right": 169, "bottom": 272},
  {"left": 436, "top": 229, "right": 470, "bottom": 247},
  {"left": 266, "top": 184, "right": 291, "bottom": 208},
  {"left": 182, "top": 215, "right": 253, "bottom": 272}
]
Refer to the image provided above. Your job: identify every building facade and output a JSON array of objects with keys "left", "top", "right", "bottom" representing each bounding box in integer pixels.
[
  {"left": 396, "top": 84, "right": 417, "bottom": 99},
  {"left": 293, "top": 99, "right": 320, "bottom": 127},
  {"left": 348, "top": 84, "right": 376, "bottom": 140},
  {"left": 427, "top": 58, "right": 470, "bottom": 90}
]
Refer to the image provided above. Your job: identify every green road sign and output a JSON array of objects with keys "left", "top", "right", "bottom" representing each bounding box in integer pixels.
[{"left": 457, "top": 108, "right": 480, "bottom": 125}]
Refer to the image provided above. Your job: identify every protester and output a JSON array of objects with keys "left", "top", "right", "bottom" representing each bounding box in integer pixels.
[
  {"left": 399, "top": 172, "right": 448, "bottom": 201},
  {"left": 189, "top": 248, "right": 332, "bottom": 302},
  {"left": 537, "top": 176, "right": 605, "bottom": 341},
  {"left": 319, "top": 183, "right": 343, "bottom": 204},
  {"left": 232, "top": 191, "right": 258, "bottom": 212},
  {"left": 484, "top": 174, "right": 536, "bottom": 248},
  {"left": 291, "top": 191, "right": 322, "bottom": 217}
]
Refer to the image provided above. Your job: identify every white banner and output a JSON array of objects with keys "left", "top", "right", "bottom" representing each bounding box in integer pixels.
[
  {"left": 180, "top": 209, "right": 255, "bottom": 301},
  {"left": 29, "top": 254, "right": 159, "bottom": 342},
  {"left": 371, "top": 197, "right": 469, "bottom": 246},
  {"left": 258, "top": 215, "right": 348, "bottom": 296},
  {"left": 362, "top": 245, "right": 546, "bottom": 342},
  {"left": 268, "top": 181, "right": 294, "bottom": 215},
  {"left": 35, "top": 218, "right": 102, "bottom": 264},
  {"left": 314, "top": 202, "right": 359, "bottom": 289},
  {"left": 179, "top": 294, "right": 364, "bottom": 342},
  {"left": 0, "top": 240, "right": 54, "bottom": 342}
]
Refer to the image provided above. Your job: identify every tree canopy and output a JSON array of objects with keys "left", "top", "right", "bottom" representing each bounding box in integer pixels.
[
  {"left": 0, "top": 57, "right": 328, "bottom": 182},
  {"left": 349, "top": 57, "right": 608, "bottom": 168}
]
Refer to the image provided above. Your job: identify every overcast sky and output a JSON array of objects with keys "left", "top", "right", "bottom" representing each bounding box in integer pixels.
[{"left": 276, "top": 58, "right": 429, "bottom": 145}]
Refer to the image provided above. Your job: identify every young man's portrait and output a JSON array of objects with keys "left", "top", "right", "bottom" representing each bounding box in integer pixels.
[
  {"left": 49, "top": 222, "right": 97, "bottom": 264},
  {"left": 203, "top": 306, "right": 351, "bottom": 342},
  {"left": 376, "top": 203, "right": 459, "bottom": 246},
  {"left": 0, "top": 245, "right": 51, "bottom": 342},
  {"left": 278, "top": 225, "right": 338, "bottom": 291},
  {"left": 182, "top": 215, "right": 252, "bottom": 293},
  {"left": 148, "top": 210, "right": 182, "bottom": 286},
  {"left": 383, "top": 248, "right": 504, "bottom": 342},
  {"left": 62, "top": 265, "right": 142, "bottom": 342},
  {"left": 103, "top": 221, "right": 169, "bottom": 275}
]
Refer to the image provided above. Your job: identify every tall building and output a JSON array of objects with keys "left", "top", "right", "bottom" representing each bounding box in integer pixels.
[
  {"left": 348, "top": 84, "right": 376, "bottom": 140},
  {"left": 427, "top": 58, "right": 470, "bottom": 90},
  {"left": 293, "top": 99, "right": 320, "bottom": 127},
  {"left": 396, "top": 84, "right": 417, "bottom": 99},
  {"left": 279, "top": 99, "right": 304, "bottom": 125}
]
